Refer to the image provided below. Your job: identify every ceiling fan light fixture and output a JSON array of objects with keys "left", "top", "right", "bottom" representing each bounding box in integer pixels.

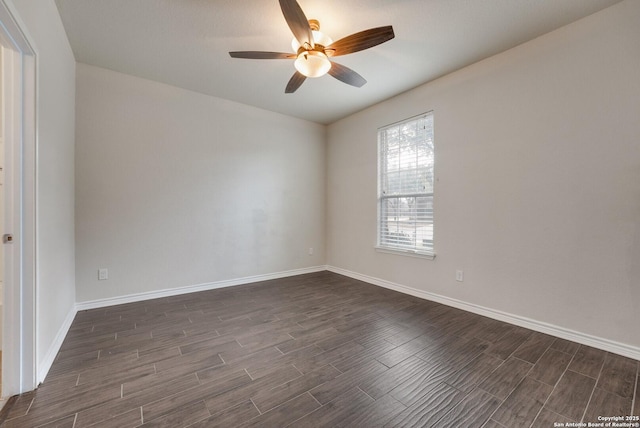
[
  {"left": 294, "top": 50, "right": 331, "bottom": 78},
  {"left": 228, "top": 0, "right": 395, "bottom": 93}
]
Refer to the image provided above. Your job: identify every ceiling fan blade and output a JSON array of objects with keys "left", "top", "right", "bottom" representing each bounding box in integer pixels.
[
  {"left": 325, "top": 26, "right": 394, "bottom": 57},
  {"left": 279, "top": 0, "right": 313, "bottom": 48},
  {"left": 229, "top": 51, "right": 296, "bottom": 59},
  {"left": 285, "top": 71, "right": 307, "bottom": 93},
  {"left": 328, "top": 62, "right": 367, "bottom": 88}
]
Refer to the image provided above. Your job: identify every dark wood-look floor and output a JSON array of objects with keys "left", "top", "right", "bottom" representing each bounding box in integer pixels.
[{"left": 1, "top": 271, "right": 638, "bottom": 427}]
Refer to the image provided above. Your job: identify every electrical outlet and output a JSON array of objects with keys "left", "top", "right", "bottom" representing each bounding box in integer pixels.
[
  {"left": 308, "top": 247, "right": 314, "bottom": 255},
  {"left": 98, "top": 268, "right": 108, "bottom": 281},
  {"left": 455, "top": 269, "right": 464, "bottom": 282}
]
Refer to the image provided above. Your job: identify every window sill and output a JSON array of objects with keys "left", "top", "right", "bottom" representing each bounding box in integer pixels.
[{"left": 375, "top": 246, "right": 436, "bottom": 260}]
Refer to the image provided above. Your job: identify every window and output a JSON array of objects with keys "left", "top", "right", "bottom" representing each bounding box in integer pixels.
[{"left": 377, "top": 112, "right": 434, "bottom": 257}]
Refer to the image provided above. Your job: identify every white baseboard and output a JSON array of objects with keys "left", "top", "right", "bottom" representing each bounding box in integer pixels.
[
  {"left": 38, "top": 304, "right": 77, "bottom": 383},
  {"left": 40, "top": 264, "right": 637, "bottom": 385},
  {"left": 76, "top": 265, "right": 328, "bottom": 311},
  {"left": 327, "top": 265, "right": 640, "bottom": 361},
  {"left": 36, "top": 266, "right": 328, "bottom": 383}
]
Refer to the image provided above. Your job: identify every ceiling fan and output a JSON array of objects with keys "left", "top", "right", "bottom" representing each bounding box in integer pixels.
[{"left": 229, "top": 0, "right": 395, "bottom": 93}]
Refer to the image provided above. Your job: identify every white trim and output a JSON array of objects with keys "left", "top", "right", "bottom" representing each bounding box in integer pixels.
[
  {"left": 33, "top": 265, "right": 328, "bottom": 382},
  {"left": 375, "top": 246, "right": 435, "bottom": 260},
  {"left": 37, "top": 304, "right": 75, "bottom": 384},
  {"left": 76, "top": 266, "right": 328, "bottom": 311},
  {"left": 326, "top": 265, "right": 640, "bottom": 361},
  {"left": 0, "top": 0, "right": 38, "bottom": 396},
  {"left": 38, "top": 264, "right": 640, "bottom": 383},
  {"left": 0, "top": 1, "right": 35, "bottom": 54}
]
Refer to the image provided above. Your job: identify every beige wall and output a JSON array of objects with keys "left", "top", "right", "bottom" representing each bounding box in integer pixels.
[
  {"left": 5, "top": 0, "right": 77, "bottom": 370},
  {"left": 327, "top": 1, "right": 640, "bottom": 349},
  {"left": 74, "top": 64, "right": 326, "bottom": 302}
]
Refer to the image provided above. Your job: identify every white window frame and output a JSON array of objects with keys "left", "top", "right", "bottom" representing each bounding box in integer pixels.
[{"left": 376, "top": 112, "right": 435, "bottom": 259}]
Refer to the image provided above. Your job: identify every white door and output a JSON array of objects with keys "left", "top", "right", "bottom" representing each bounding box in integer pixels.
[{"left": 0, "top": 0, "right": 38, "bottom": 397}]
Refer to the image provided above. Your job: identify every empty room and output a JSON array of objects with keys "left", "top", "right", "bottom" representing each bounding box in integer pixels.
[{"left": 0, "top": 0, "right": 638, "bottom": 427}]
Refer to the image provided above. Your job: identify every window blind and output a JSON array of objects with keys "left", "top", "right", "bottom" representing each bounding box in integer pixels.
[{"left": 378, "top": 112, "right": 434, "bottom": 255}]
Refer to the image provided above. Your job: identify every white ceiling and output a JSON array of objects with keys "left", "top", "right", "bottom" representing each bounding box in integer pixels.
[{"left": 55, "top": 0, "right": 621, "bottom": 124}]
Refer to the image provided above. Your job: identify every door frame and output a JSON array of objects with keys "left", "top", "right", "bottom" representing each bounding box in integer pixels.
[{"left": 0, "top": 0, "right": 37, "bottom": 397}]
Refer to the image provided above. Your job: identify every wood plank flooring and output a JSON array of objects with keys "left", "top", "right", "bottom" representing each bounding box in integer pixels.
[{"left": 1, "top": 271, "right": 638, "bottom": 427}]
